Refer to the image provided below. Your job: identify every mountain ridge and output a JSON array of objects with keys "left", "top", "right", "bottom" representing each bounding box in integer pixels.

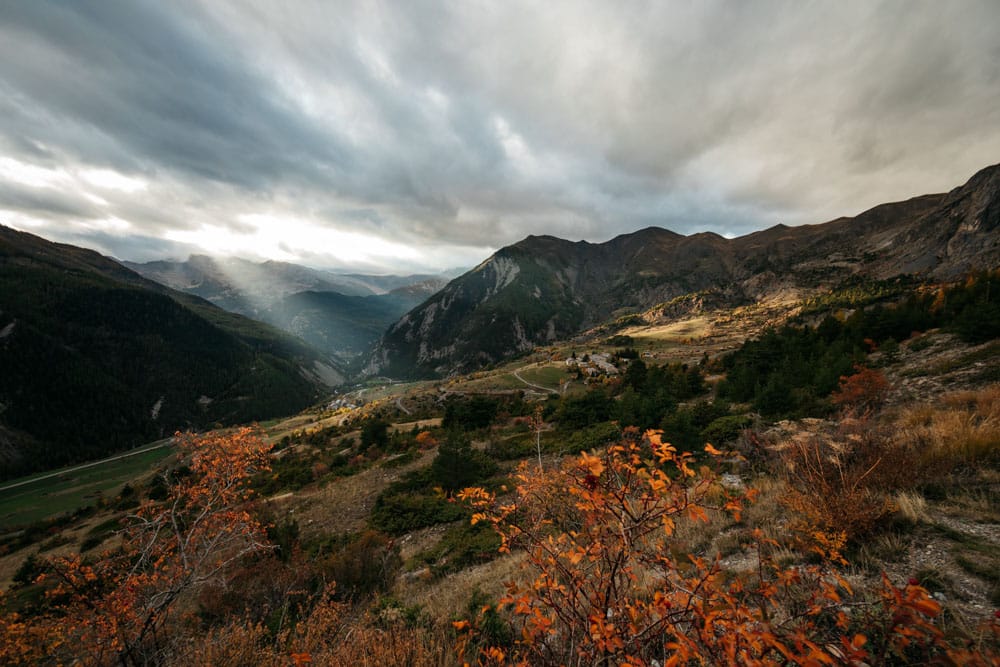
[{"left": 367, "top": 163, "right": 1000, "bottom": 378}]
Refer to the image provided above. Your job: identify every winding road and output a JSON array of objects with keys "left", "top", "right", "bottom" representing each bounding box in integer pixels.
[{"left": 513, "top": 369, "right": 559, "bottom": 393}]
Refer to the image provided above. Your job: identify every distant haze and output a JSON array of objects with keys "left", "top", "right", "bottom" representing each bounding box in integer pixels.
[{"left": 1, "top": 1, "right": 998, "bottom": 272}]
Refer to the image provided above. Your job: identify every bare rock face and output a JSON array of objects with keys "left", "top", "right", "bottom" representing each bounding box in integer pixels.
[
  {"left": 936, "top": 167, "right": 1000, "bottom": 276},
  {"left": 369, "top": 164, "right": 1000, "bottom": 379}
]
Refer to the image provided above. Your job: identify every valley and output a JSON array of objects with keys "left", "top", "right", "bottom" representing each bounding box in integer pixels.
[
  {"left": 1, "top": 165, "right": 998, "bottom": 663},
  {"left": 124, "top": 255, "right": 451, "bottom": 362},
  {"left": 0, "top": 226, "right": 340, "bottom": 480},
  {"left": 3, "top": 2, "right": 1000, "bottom": 661},
  {"left": 2, "top": 266, "right": 998, "bottom": 662}
]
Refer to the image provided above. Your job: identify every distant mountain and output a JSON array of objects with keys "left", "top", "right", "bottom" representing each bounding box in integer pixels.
[
  {"left": 0, "top": 226, "right": 342, "bottom": 479},
  {"left": 124, "top": 256, "right": 450, "bottom": 358},
  {"left": 332, "top": 273, "right": 451, "bottom": 296},
  {"left": 124, "top": 255, "right": 451, "bottom": 303},
  {"left": 262, "top": 288, "right": 429, "bottom": 360},
  {"left": 368, "top": 163, "right": 1000, "bottom": 378}
]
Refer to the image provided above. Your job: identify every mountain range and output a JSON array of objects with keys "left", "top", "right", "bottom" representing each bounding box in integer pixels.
[
  {"left": 366, "top": 163, "right": 1000, "bottom": 378},
  {"left": 123, "top": 256, "right": 451, "bottom": 359}
]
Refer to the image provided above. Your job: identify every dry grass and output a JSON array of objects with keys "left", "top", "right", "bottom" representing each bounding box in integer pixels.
[
  {"left": 855, "top": 532, "right": 912, "bottom": 573},
  {"left": 627, "top": 316, "right": 713, "bottom": 342},
  {"left": 264, "top": 411, "right": 353, "bottom": 443},
  {"left": 737, "top": 475, "right": 791, "bottom": 546},
  {"left": 939, "top": 478, "right": 1000, "bottom": 523},
  {"left": 893, "top": 490, "right": 931, "bottom": 525},
  {"left": 671, "top": 490, "right": 737, "bottom": 554},
  {"left": 165, "top": 596, "right": 457, "bottom": 667},
  {"left": 399, "top": 552, "right": 528, "bottom": 621},
  {"left": 290, "top": 447, "right": 439, "bottom": 539},
  {"left": 895, "top": 384, "right": 1000, "bottom": 469},
  {"left": 398, "top": 523, "right": 453, "bottom": 564}
]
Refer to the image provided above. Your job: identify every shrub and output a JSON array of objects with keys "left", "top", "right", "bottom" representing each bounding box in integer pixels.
[
  {"left": 701, "top": 413, "right": 753, "bottom": 446},
  {"left": 1, "top": 428, "right": 274, "bottom": 666},
  {"left": 360, "top": 417, "right": 390, "bottom": 451},
  {"left": 777, "top": 418, "right": 922, "bottom": 545},
  {"left": 560, "top": 421, "right": 621, "bottom": 455},
  {"left": 878, "top": 337, "right": 901, "bottom": 365},
  {"left": 831, "top": 365, "right": 890, "bottom": 414},
  {"left": 370, "top": 492, "right": 466, "bottom": 535},
  {"left": 381, "top": 450, "right": 417, "bottom": 468},
  {"left": 460, "top": 589, "right": 514, "bottom": 653},
  {"left": 457, "top": 431, "right": 966, "bottom": 665},
  {"left": 414, "top": 521, "right": 502, "bottom": 576},
  {"left": 484, "top": 436, "right": 535, "bottom": 460},
  {"left": 12, "top": 553, "right": 44, "bottom": 587},
  {"left": 430, "top": 431, "right": 497, "bottom": 492},
  {"left": 661, "top": 400, "right": 730, "bottom": 451},
  {"left": 319, "top": 530, "right": 401, "bottom": 600},
  {"left": 555, "top": 389, "right": 613, "bottom": 430},
  {"left": 442, "top": 395, "right": 499, "bottom": 431},
  {"left": 414, "top": 430, "right": 437, "bottom": 450}
]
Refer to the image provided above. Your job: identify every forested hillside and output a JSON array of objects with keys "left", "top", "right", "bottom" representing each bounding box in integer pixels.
[{"left": 0, "top": 226, "right": 329, "bottom": 479}]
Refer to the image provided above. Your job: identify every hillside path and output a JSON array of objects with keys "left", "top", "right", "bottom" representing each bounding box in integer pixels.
[{"left": 513, "top": 369, "right": 557, "bottom": 393}]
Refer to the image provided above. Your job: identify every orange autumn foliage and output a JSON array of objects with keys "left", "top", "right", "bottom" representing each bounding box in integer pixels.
[
  {"left": 456, "top": 429, "right": 985, "bottom": 666},
  {"left": 415, "top": 430, "right": 439, "bottom": 449},
  {"left": 831, "top": 364, "right": 890, "bottom": 414},
  {"left": 0, "top": 595, "right": 61, "bottom": 666},
  {"left": 6, "top": 427, "right": 273, "bottom": 666}
]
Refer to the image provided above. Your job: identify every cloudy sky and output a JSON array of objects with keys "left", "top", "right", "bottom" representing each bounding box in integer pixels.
[{"left": 1, "top": 1, "right": 998, "bottom": 273}]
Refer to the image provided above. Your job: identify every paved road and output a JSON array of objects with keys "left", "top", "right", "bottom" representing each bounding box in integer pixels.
[
  {"left": 395, "top": 397, "right": 412, "bottom": 415},
  {"left": 0, "top": 439, "right": 173, "bottom": 493}
]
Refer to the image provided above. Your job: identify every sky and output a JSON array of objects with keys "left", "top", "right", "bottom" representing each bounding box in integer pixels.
[{"left": 1, "top": 1, "right": 998, "bottom": 274}]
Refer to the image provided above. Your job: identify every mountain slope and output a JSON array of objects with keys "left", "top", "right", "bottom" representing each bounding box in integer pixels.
[
  {"left": 369, "top": 163, "right": 1000, "bottom": 378},
  {"left": 0, "top": 226, "right": 338, "bottom": 479}
]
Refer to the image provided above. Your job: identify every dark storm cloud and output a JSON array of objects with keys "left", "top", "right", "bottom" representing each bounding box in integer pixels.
[
  {"left": 0, "top": 2, "right": 352, "bottom": 188},
  {"left": 59, "top": 230, "right": 204, "bottom": 265},
  {"left": 0, "top": 1, "right": 998, "bottom": 270}
]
